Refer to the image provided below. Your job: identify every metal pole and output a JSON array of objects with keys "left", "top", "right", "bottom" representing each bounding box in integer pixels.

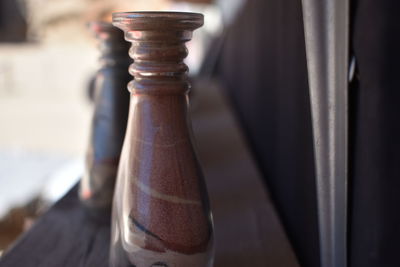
[{"left": 301, "top": 1, "right": 349, "bottom": 267}]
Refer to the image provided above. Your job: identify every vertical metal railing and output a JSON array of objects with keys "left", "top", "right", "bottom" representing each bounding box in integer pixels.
[{"left": 301, "top": 1, "right": 349, "bottom": 267}]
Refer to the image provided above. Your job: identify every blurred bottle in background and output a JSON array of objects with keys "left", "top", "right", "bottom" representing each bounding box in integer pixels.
[{"left": 79, "top": 21, "right": 131, "bottom": 213}]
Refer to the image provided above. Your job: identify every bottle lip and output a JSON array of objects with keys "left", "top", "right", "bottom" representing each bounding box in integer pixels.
[
  {"left": 88, "top": 21, "right": 115, "bottom": 33},
  {"left": 112, "top": 11, "right": 204, "bottom": 31},
  {"left": 87, "top": 21, "right": 125, "bottom": 41},
  {"left": 112, "top": 11, "right": 203, "bottom": 20}
]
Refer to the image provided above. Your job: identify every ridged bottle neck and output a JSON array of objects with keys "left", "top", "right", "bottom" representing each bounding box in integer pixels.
[
  {"left": 126, "top": 31, "right": 191, "bottom": 95},
  {"left": 89, "top": 21, "right": 131, "bottom": 69},
  {"left": 112, "top": 12, "right": 203, "bottom": 96}
]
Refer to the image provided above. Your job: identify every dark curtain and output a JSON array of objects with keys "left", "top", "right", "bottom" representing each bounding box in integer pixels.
[
  {"left": 206, "top": 0, "right": 400, "bottom": 266},
  {"left": 210, "top": 0, "right": 319, "bottom": 266},
  {"left": 350, "top": 0, "right": 400, "bottom": 266}
]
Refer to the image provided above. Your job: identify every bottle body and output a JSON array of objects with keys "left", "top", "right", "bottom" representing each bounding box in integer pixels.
[
  {"left": 110, "top": 93, "right": 213, "bottom": 267},
  {"left": 80, "top": 21, "right": 130, "bottom": 212},
  {"left": 80, "top": 67, "right": 130, "bottom": 211},
  {"left": 110, "top": 11, "right": 212, "bottom": 266}
]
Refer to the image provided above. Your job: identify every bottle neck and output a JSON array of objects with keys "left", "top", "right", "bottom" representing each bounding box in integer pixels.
[
  {"left": 126, "top": 30, "right": 192, "bottom": 95},
  {"left": 99, "top": 40, "right": 131, "bottom": 69},
  {"left": 90, "top": 21, "right": 131, "bottom": 69},
  {"left": 117, "top": 27, "right": 196, "bottom": 138}
]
